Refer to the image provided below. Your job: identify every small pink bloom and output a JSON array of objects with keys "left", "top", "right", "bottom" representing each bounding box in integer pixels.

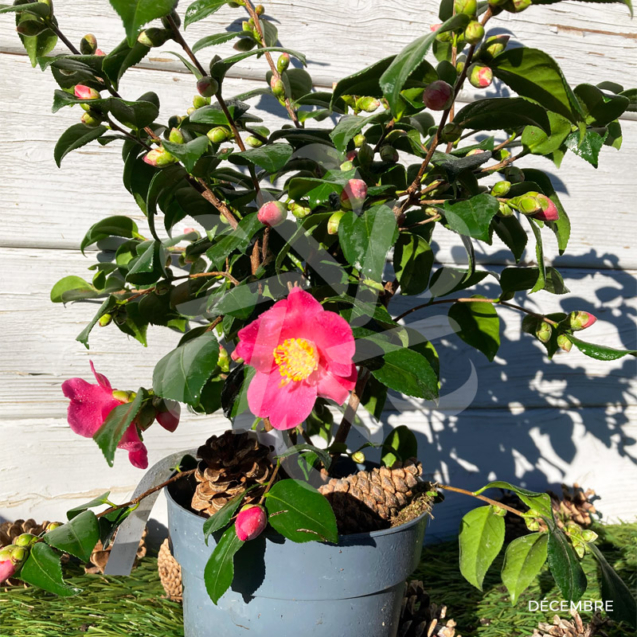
[
  {"left": 533, "top": 194, "right": 560, "bottom": 222},
  {"left": 236, "top": 288, "right": 357, "bottom": 430},
  {"left": 340, "top": 179, "right": 368, "bottom": 210},
  {"left": 257, "top": 201, "right": 287, "bottom": 227},
  {"left": 0, "top": 557, "right": 16, "bottom": 584},
  {"left": 95, "top": 49, "right": 106, "bottom": 57},
  {"left": 74, "top": 84, "right": 100, "bottom": 100},
  {"left": 235, "top": 505, "right": 268, "bottom": 541},
  {"left": 430, "top": 23, "right": 442, "bottom": 32},
  {"left": 156, "top": 401, "right": 181, "bottom": 433}
]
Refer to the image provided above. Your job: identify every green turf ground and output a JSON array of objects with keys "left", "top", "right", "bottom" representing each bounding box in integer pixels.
[{"left": 0, "top": 522, "right": 634, "bottom": 637}]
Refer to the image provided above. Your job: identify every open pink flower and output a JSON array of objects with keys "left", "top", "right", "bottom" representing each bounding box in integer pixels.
[{"left": 234, "top": 288, "right": 357, "bottom": 430}]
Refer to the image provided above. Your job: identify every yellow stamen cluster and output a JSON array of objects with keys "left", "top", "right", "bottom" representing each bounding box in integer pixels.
[{"left": 273, "top": 338, "right": 318, "bottom": 384}]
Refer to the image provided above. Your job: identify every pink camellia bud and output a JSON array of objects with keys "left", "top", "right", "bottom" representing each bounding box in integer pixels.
[
  {"left": 96, "top": 49, "right": 106, "bottom": 56},
  {"left": 533, "top": 194, "right": 560, "bottom": 222},
  {"left": 143, "top": 148, "right": 178, "bottom": 167},
  {"left": 468, "top": 63, "right": 493, "bottom": 89},
  {"left": 197, "top": 76, "right": 220, "bottom": 98},
  {"left": 422, "top": 80, "right": 454, "bottom": 111},
  {"left": 235, "top": 505, "right": 268, "bottom": 542},
  {"left": 569, "top": 311, "right": 597, "bottom": 331},
  {"left": 340, "top": 179, "right": 368, "bottom": 210},
  {"left": 346, "top": 150, "right": 357, "bottom": 162},
  {"left": 0, "top": 551, "right": 16, "bottom": 584},
  {"left": 258, "top": 201, "right": 287, "bottom": 227},
  {"left": 466, "top": 149, "right": 484, "bottom": 156},
  {"left": 430, "top": 23, "right": 441, "bottom": 32},
  {"left": 74, "top": 85, "right": 100, "bottom": 100}
]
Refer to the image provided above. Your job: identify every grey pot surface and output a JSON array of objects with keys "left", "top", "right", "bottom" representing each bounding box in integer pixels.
[{"left": 166, "top": 481, "right": 428, "bottom": 637}]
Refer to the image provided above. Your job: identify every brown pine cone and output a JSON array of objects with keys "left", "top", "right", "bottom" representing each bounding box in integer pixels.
[
  {"left": 531, "top": 610, "right": 609, "bottom": 637},
  {"left": 318, "top": 459, "right": 425, "bottom": 534},
  {"left": 191, "top": 431, "right": 275, "bottom": 517},
  {"left": 399, "top": 580, "right": 460, "bottom": 637},
  {"left": 158, "top": 537, "right": 183, "bottom": 602},
  {"left": 84, "top": 528, "right": 148, "bottom": 574}
]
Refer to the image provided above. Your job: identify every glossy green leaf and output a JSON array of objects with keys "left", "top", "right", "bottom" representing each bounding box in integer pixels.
[
  {"left": 44, "top": 511, "right": 100, "bottom": 562},
  {"left": 192, "top": 31, "right": 241, "bottom": 52},
  {"left": 109, "top": 0, "right": 179, "bottom": 45},
  {"left": 526, "top": 217, "right": 546, "bottom": 293},
  {"left": 476, "top": 481, "right": 554, "bottom": 521},
  {"left": 206, "top": 213, "right": 262, "bottom": 269},
  {"left": 50, "top": 276, "right": 99, "bottom": 304},
  {"left": 110, "top": 96, "right": 159, "bottom": 129},
  {"left": 288, "top": 177, "right": 344, "bottom": 209},
  {"left": 102, "top": 39, "right": 150, "bottom": 88},
  {"left": 126, "top": 241, "right": 166, "bottom": 285},
  {"left": 382, "top": 425, "right": 418, "bottom": 468},
  {"left": 185, "top": 0, "right": 228, "bottom": 28},
  {"left": 163, "top": 136, "right": 210, "bottom": 173},
  {"left": 211, "top": 47, "right": 306, "bottom": 81},
  {"left": 265, "top": 479, "right": 338, "bottom": 544},
  {"left": 77, "top": 296, "right": 118, "bottom": 349},
  {"left": 492, "top": 216, "right": 527, "bottom": 263},
  {"left": 67, "top": 492, "right": 111, "bottom": 520},
  {"left": 80, "top": 216, "right": 140, "bottom": 254},
  {"left": 565, "top": 129, "right": 607, "bottom": 168},
  {"left": 574, "top": 83, "right": 630, "bottom": 126},
  {"left": 569, "top": 336, "right": 637, "bottom": 361},
  {"left": 547, "top": 523, "right": 587, "bottom": 603},
  {"left": 146, "top": 164, "right": 188, "bottom": 240},
  {"left": 501, "top": 267, "right": 569, "bottom": 296},
  {"left": 209, "top": 284, "right": 258, "bottom": 320},
  {"left": 501, "top": 533, "right": 548, "bottom": 604},
  {"left": 459, "top": 506, "right": 505, "bottom": 591},
  {"left": 394, "top": 233, "right": 434, "bottom": 295},
  {"left": 455, "top": 98, "right": 550, "bottom": 133},
  {"left": 232, "top": 143, "right": 293, "bottom": 173},
  {"left": 153, "top": 332, "right": 220, "bottom": 405},
  {"left": 443, "top": 194, "right": 500, "bottom": 243},
  {"left": 331, "top": 56, "right": 395, "bottom": 108},
  {"left": 371, "top": 348, "right": 439, "bottom": 401},
  {"left": 203, "top": 526, "right": 244, "bottom": 605},
  {"left": 93, "top": 390, "right": 145, "bottom": 467},
  {"left": 330, "top": 111, "right": 391, "bottom": 153},
  {"left": 491, "top": 48, "right": 584, "bottom": 124},
  {"left": 17, "top": 543, "right": 80, "bottom": 597},
  {"left": 522, "top": 111, "right": 572, "bottom": 156},
  {"left": 448, "top": 296, "right": 500, "bottom": 362},
  {"left": 0, "top": 3, "right": 51, "bottom": 16},
  {"left": 17, "top": 16, "right": 57, "bottom": 67},
  {"left": 54, "top": 123, "right": 108, "bottom": 167}
]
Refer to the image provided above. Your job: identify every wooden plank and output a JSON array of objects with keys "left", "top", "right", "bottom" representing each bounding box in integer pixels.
[
  {"left": 0, "top": 247, "right": 634, "bottom": 420},
  {"left": 0, "top": 52, "right": 635, "bottom": 267}
]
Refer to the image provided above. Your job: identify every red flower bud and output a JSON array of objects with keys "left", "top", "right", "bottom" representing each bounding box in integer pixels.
[
  {"left": 197, "top": 76, "right": 219, "bottom": 98},
  {"left": 533, "top": 194, "right": 560, "bottom": 222},
  {"left": 74, "top": 85, "right": 100, "bottom": 100},
  {"left": 143, "top": 148, "right": 178, "bottom": 167},
  {"left": 423, "top": 80, "right": 454, "bottom": 111},
  {"left": 466, "top": 149, "right": 485, "bottom": 156},
  {"left": 258, "top": 201, "right": 287, "bottom": 227},
  {"left": 468, "top": 64, "right": 493, "bottom": 89},
  {"left": 235, "top": 505, "right": 267, "bottom": 541},
  {"left": 569, "top": 311, "right": 597, "bottom": 331},
  {"left": 340, "top": 179, "right": 368, "bottom": 210}
]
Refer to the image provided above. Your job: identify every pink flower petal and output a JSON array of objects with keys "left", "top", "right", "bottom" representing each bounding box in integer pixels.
[
  {"left": 311, "top": 311, "right": 356, "bottom": 374},
  {"left": 62, "top": 377, "right": 121, "bottom": 438},
  {"left": 248, "top": 371, "right": 317, "bottom": 430},
  {"left": 235, "top": 303, "right": 288, "bottom": 372},
  {"left": 118, "top": 425, "right": 149, "bottom": 469},
  {"left": 317, "top": 365, "right": 357, "bottom": 405},
  {"left": 90, "top": 360, "right": 112, "bottom": 391},
  {"left": 156, "top": 401, "right": 181, "bottom": 432},
  {"left": 0, "top": 559, "right": 16, "bottom": 584}
]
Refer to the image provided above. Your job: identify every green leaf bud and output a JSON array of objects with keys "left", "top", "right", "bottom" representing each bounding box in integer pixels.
[
  {"left": 277, "top": 53, "right": 290, "bottom": 73},
  {"left": 15, "top": 533, "right": 38, "bottom": 547},
  {"left": 161, "top": 10, "right": 181, "bottom": 30},
  {"left": 498, "top": 202, "right": 513, "bottom": 217},
  {"left": 351, "top": 451, "right": 366, "bottom": 464},
  {"left": 524, "top": 517, "right": 541, "bottom": 532},
  {"left": 255, "top": 4, "right": 265, "bottom": 15},
  {"left": 197, "top": 76, "right": 219, "bottom": 98},
  {"left": 456, "top": 54, "right": 467, "bottom": 74},
  {"left": 246, "top": 136, "right": 264, "bottom": 148},
  {"left": 207, "top": 126, "right": 231, "bottom": 144},
  {"left": 507, "top": 0, "right": 532, "bottom": 12},
  {"left": 516, "top": 194, "right": 542, "bottom": 215},
  {"left": 218, "top": 345, "right": 231, "bottom": 372},
  {"left": 454, "top": 0, "right": 477, "bottom": 15},
  {"left": 137, "top": 27, "right": 171, "bottom": 48},
  {"left": 535, "top": 321, "right": 553, "bottom": 344},
  {"left": 440, "top": 122, "right": 463, "bottom": 143},
  {"left": 45, "top": 522, "right": 62, "bottom": 532},
  {"left": 357, "top": 143, "right": 374, "bottom": 166},
  {"left": 327, "top": 210, "right": 346, "bottom": 235},
  {"left": 480, "top": 35, "right": 510, "bottom": 60},
  {"left": 290, "top": 202, "right": 312, "bottom": 220},
  {"left": 557, "top": 334, "right": 573, "bottom": 352},
  {"left": 340, "top": 160, "right": 354, "bottom": 171},
  {"left": 353, "top": 134, "right": 366, "bottom": 148},
  {"left": 193, "top": 95, "right": 210, "bottom": 109},
  {"left": 491, "top": 505, "right": 507, "bottom": 517},
  {"left": 356, "top": 96, "right": 381, "bottom": 113},
  {"left": 491, "top": 180, "right": 511, "bottom": 197},
  {"left": 168, "top": 127, "right": 185, "bottom": 144},
  {"left": 379, "top": 145, "right": 399, "bottom": 163},
  {"left": 574, "top": 542, "right": 586, "bottom": 559},
  {"left": 464, "top": 21, "right": 484, "bottom": 45},
  {"left": 186, "top": 107, "right": 196, "bottom": 116},
  {"left": 98, "top": 313, "right": 113, "bottom": 328},
  {"left": 581, "top": 529, "right": 598, "bottom": 543},
  {"left": 242, "top": 20, "right": 253, "bottom": 32},
  {"left": 81, "top": 111, "right": 103, "bottom": 127},
  {"left": 80, "top": 34, "right": 98, "bottom": 55}
]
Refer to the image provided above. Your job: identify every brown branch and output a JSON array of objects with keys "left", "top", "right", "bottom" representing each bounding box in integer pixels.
[
  {"left": 165, "top": 15, "right": 207, "bottom": 77},
  {"left": 206, "top": 316, "right": 224, "bottom": 332},
  {"left": 175, "top": 270, "right": 240, "bottom": 286},
  {"left": 438, "top": 484, "right": 527, "bottom": 517},
  {"left": 331, "top": 368, "right": 371, "bottom": 457},
  {"left": 197, "top": 179, "right": 240, "bottom": 229}
]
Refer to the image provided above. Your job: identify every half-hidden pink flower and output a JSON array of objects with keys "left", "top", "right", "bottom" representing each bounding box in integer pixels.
[
  {"left": 235, "top": 505, "right": 268, "bottom": 541},
  {"left": 0, "top": 553, "right": 16, "bottom": 584},
  {"left": 74, "top": 84, "right": 100, "bottom": 100},
  {"left": 235, "top": 287, "right": 357, "bottom": 430},
  {"left": 533, "top": 194, "right": 560, "bottom": 222}
]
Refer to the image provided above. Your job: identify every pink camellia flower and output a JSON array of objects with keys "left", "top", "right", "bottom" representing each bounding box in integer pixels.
[
  {"left": 74, "top": 84, "right": 100, "bottom": 100},
  {"left": 235, "top": 505, "right": 268, "bottom": 541},
  {"left": 61, "top": 363, "right": 180, "bottom": 468},
  {"left": 233, "top": 287, "right": 357, "bottom": 430}
]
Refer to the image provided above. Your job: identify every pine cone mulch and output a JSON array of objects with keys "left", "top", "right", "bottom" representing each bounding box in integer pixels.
[
  {"left": 318, "top": 459, "right": 431, "bottom": 535},
  {"left": 399, "top": 580, "right": 460, "bottom": 637},
  {"left": 84, "top": 528, "right": 148, "bottom": 575},
  {"left": 531, "top": 610, "right": 609, "bottom": 637},
  {"left": 191, "top": 431, "right": 275, "bottom": 517},
  {"left": 158, "top": 537, "right": 183, "bottom": 602}
]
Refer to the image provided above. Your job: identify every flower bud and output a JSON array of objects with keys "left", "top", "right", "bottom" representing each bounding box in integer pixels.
[
  {"left": 498, "top": 202, "right": 513, "bottom": 217},
  {"left": 340, "top": 179, "right": 368, "bottom": 211},
  {"left": 15, "top": 533, "right": 38, "bottom": 547},
  {"left": 356, "top": 96, "right": 381, "bottom": 113},
  {"left": 138, "top": 27, "right": 171, "bottom": 48},
  {"left": 217, "top": 345, "right": 231, "bottom": 373},
  {"left": 480, "top": 35, "right": 510, "bottom": 60},
  {"left": 466, "top": 148, "right": 484, "bottom": 156},
  {"left": 516, "top": 194, "right": 542, "bottom": 215},
  {"left": 464, "top": 21, "right": 485, "bottom": 45},
  {"left": 492, "top": 505, "right": 507, "bottom": 517},
  {"left": 81, "top": 111, "right": 102, "bottom": 127},
  {"left": 46, "top": 522, "right": 62, "bottom": 532},
  {"left": 581, "top": 530, "right": 598, "bottom": 543},
  {"left": 74, "top": 85, "right": 100, "bottom": 100},
  {"left": 357, "top": 143, "right": 374, "bottom": 166},
  {"left": 557, "top": 334, "right": 573, "bottom": 352},
  {"left": 143, "top": 148, "right": 178, "bottom": 167},
  {"left": 277, "top": 53, "right": 290, "bottom": 73},
  {"left": 270, "top": 77, "right": 286, "bottom": 99},
  {"left": 340, "top": 160, "right": 354, "bottom": 171},
  {"left": 207, "top": 126, "right": 231, "bottom": 144},
  {"left": 235, "top": 505, "right": 268, "bottom": 542},
  {"left": 193, "top": 95, "right": 210, "bottom": 109},
  {"left": 491, "top": 180, "right": 511, "bottom": 197},
  {"left": 168, "top": 127, "right": 184, "bottom": 144},
  {"left": 533, "top": 193, "right": 559, "bottom": 222},
  {"left": 456, "top": 54, "right": 467, "bottom": 74},
  {"left": 0, "top": 549, "right": 18, "bottom": 583},
  {"left": 569, "top": 311, "right": 597, "bottom": 332},
  {"left": 328, "top": 210, "right": 346, "bottom": 235},
  {"left": 468, "top": 63, "right": 493, "bottom": 89},
  {"left": 80, "top": 34, "right": 98, "bottom": 55},
  {"left": 525, "top": 517, "right": 541, "bottom": 532},
  {"left": 112, "top": 390, "right": 133, "bottom": 403},
  {"left": 258, "top": 201, "right": 287, "bottom": 227},
  {"left": 351, "top": 451, "right": 366, "bottom": 464},
  {"left": 423, "top": 80, "right": 454, "bottom": 111},
  {"left": 504, "top": 166, "right": 524, "bottom": 183},
  {"left": 242, "top": 20, "right": 253, "bottom": 32},
  {"left": 197, "top": 76, "right": 219, "bottom": 97},
  {"left": 440, "top": 122, "right": 463, "bottom": 143},
  {"left": 353, "top": 134, "right": 366, "bottom": 148},
  {"left": 255, "top": 4, "right": 265, "bottom": 15},
  {"left": 574, "top": 542, "right": 586, "bottom": 559},
  {"left": 507, "top": 0, "right": 532, "bottom": 11},
  {"left": 379, "top": 145, "right": 399, "bottom": 163},
  {"left": 98, "top": 313, "right": 113, "bottom": 327},
  {"left": 455, "top": 0, "right": 478, "bottom": 14},
  {"left": 535, "top": 321, "right": 553, "bottom": 344},
  {"left": 246, "top": 135, "right": 263, "bottom": 148},
  {"left": 290, "top": 202, "right": 312, "bottom": 220},
  {"left": 186, "top": 107, "right": 196, "bottom": 116}
]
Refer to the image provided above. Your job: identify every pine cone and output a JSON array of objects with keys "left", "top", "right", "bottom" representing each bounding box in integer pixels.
[
  {"left": 158, "top": 538, "right": 183, "bottom": 602},
  {"left": 84, "top": 528, "right": 147, "bottom": 574},
  {"left": 399, "top": 580, "right": 460, "bottom": 637},
  {"left": 191, "top": 431, "right": 275, "bottom": 517},
  {"left": 318, "top": 459, "right": 425, "bottom": 534},
  {"left": 532, "top": 610, "right": 608, "bottom": 637}
]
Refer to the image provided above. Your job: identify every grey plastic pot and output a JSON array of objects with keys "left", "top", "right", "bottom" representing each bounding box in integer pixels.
[{"left": 166, "top": 483, "right": 428, "bottom": 637}]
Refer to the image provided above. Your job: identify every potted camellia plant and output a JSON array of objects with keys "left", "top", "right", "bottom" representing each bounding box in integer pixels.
[{"left": 0, "top": 0, "right": 635, "bottom": 635}]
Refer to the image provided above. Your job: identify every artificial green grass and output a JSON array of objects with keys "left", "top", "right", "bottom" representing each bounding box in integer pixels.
[{"left": 0, "top": 523, "right": 635, "bottom": 637}]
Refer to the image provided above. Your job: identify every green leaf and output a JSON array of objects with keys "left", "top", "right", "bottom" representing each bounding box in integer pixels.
[
  {"left": 476, "top": 481, "right": 554, "bottom": 521},
  {"left": 569, "top": 336, "right": 637, "bottom": 361},
  {"left": 153, "top": 332, "right": 220, "bottom": 405},
  {"left": 526, "top": 217, "right": 546, "bottom": 293},
  {"left": 44, "top": 511, "right": 100, "bottom": 562},
  {"left": 110, "top": 96, "right": 159, "bottom": 129},
  {"left": 146, "top": 164, "right": 188, "bottom": 240},
  {"left": 203, "top": 525, "right": 244, "bottom": 605},
  {"left": 448, "top": 296, "right": 500, "bottom": 362},
  {"left": 17, "top": 15, "right": 57, "bottom": 67},
  {"left": 232, "top": 143, "right": 293, "bottom": 173},
  {"left": 443, "top": 194, "right": 500, "bottom": 243},
  {"left": 192, "top": 31, "right": 241, "bottom": 52},
  {"left": 331, "top": 56, "right": 395, "bottom": 108},
  {"left": 565, "top": 129, "right": 607, "bottom": 168},
  {"left": 459, "top": 506, "right": 505, "bottom": 591},
  {"left": 0, "top": 3, "right": 51, "bottom": 16},
  {"left": 547, "top": 523, "right": 587, "bottom": 603},
  {"left": 491, "top": 48, "right": 584, "bottom": 124},
  {"left": 163, "top": 136, "right": 210, "bottom": 173},
  {"left": 382, "top": 425, "right": 418, "bottom": 468},
  {"left": 338, "top": 205, "right": 398, "bottom": 282},
  {"left": 209, "top": 283, "right": 258, "bottom": 320},
  {"left": 80, "top": 215, "right": 140, "bottom": 254},
  {"left": 17, "top": 543, "right": 80, "bottom": 597},
  {"left": 211, "top": 47, "right": 306, "bottom": 81},
  {"left": 50, "top": 276, "right": 98, "bottom": 304},
  {"left": 185, "top": 0, "right": 228, "bottom": 28},
  {"left": 67, "top": 492, "right": 111, "bottom": 520},
  {"left": 206, "top": 213, "right": 262, "bottom": 269},
  {"left": 455, "top": 98, "right": 550, "bottom": 133},
  {"left": 501, "top": 533, "right": 548, "bottom": 604},
  {"left": 54, "top": 123, "right": 108, "bottom": 167},
  {"left": 574, "top": 83, "right": 630, "bottom": 126},
  {"left": 126, "top": 241, "right": 166, "bottom": 285},
  {"left": 394, "top": 233, "right": 433, "bottom": 296},
  {"left": 330, "top": 111, "right": 391, "bottom": 153},
  {"left": 371, "top": 348, "right": 439, "bottom": 401},
  {"left": 265, "top": 479, "right": 338, "bottom": 544},
  {"left": 522, "top": 111, "right": 572, "bottom": 156},
  {"left": 276, "top": 444, "right": 332, "bottom": 472},
  {"left": 102, "top": 39, "right": 150, "bottom": 89},
  {"left": 93, "top": 390, "right": 145, "bottom": 467},
  {"left": 501, "top": 267, "right": 569, "bottom": 296},
  {"left": 588, "top": 543, "right": 637, "bottom": 628},
  {"left": 109, "top": 0, "right": 179, "bottom": 45},
  {"left": 288, "top": 177, "right": 344, "bottom": 210},
  {"left": 379, "top": 13, "right": 470, "bottom": 115},
  {"left": 77, "top": 296, "right": 118, "bottom": 349},
  {"left": 492, "top": 216, "right": 528, "bottom": 263}
]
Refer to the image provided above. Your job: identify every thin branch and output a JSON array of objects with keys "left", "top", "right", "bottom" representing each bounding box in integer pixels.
[
  {"left": 174, "top": 270, "right": 240, "bottom": 286},
  {"left": 166, "top": 15, "right": 207, "bottom": 77},
  {"left": 438, "top": 484, "right": 527, "bottom": 518},
  {"left": 196, "top": 179, "right": 240, "bottom": 229},
  {"left": 331, "top": 368, "right": 371, "bottom": 457}
]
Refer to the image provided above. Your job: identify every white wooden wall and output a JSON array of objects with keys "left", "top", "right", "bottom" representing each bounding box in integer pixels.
[{"left": 0, "top": 1, "right": 636, "bottom": 540}]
